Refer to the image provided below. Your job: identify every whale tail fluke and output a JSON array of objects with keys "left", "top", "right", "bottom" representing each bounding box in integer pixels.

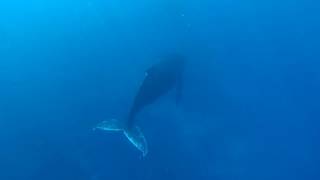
[{"left": 94, "top": 119, "right": 148, "bottom": 157}]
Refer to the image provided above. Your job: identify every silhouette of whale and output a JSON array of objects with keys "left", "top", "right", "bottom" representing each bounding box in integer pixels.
[{"left": 95, "top": 54, "right": 185, "bottom": 156}]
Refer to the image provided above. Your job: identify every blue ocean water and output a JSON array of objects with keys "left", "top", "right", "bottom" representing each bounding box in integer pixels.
[{"left": 0, "top": 0, "right": 319, "bottom": 179}]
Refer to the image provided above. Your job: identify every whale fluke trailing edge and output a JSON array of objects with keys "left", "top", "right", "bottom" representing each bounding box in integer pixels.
[{"left": 95, "top": 118, "right": 148, "bottom": 156}]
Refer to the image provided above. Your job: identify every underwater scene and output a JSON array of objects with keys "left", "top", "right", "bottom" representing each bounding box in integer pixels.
[{"left": 0, "top": 0, "right": 319, "bottom": 180}]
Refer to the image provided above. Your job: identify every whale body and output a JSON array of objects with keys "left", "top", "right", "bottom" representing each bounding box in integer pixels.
[{"left": 95, "top": 54, "right": 185, "bottom": 156}]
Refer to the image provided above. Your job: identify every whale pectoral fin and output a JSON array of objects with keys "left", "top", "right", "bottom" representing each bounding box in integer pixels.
[
  {"left": 124, "top": 126, "right": 148, "bottom": 157},
  {"left": 94, "top": 119, "right": 123, "bottom": 131}
]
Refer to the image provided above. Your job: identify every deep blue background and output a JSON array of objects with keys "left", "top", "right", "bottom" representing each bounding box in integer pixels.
[{"left": 0, "top": 0, "right": 319, "bottom": 179}]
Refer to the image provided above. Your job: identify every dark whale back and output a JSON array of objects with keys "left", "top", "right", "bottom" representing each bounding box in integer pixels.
[{"left": 127, "top": 55, "right": 185, "bottom": 128}]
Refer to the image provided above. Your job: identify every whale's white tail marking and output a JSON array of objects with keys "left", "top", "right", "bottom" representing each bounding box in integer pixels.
[{"left": 94, "top": 119, "right": 148, "bottom": 157}]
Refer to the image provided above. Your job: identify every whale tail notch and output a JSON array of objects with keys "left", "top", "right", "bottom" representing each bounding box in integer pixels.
[{"left": 94, "top": 119, "right": 148, "bottom": 157}]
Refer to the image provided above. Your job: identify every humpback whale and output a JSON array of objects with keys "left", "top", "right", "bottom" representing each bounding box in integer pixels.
[{"left": 95, "top": 54, "right": 185, "bottom": 156}]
